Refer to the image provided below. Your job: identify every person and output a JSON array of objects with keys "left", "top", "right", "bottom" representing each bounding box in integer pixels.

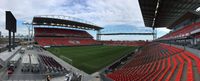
[
  {"left": 65, "top": 73, "right": 69, "bottom": 81},
  {"left": 46, "top": 75, "right": 51, "bottom": 81}
]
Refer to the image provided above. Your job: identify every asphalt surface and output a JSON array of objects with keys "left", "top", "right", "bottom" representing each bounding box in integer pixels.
[
  {"left": 1, "top": 46, "right": 93, "bottom": 81},
  {"left": 5, "top": 47, "right": 46, "bottom": 80}
]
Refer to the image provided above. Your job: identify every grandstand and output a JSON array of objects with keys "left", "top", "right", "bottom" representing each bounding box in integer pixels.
[
  {"left": 101, "top": 40, "right": 148, "bottom": 46},
  {"left": 1, "top": 0, "right": 200, "bottom": 81},
  {"left": 158, "top": 11, "right": 200, "bottom": 49},
  {"left": 32, "top": 16, "right": 103, "bottom": 47},
  {"left": 106, "top": 43, "right": 200, "bottom": 81},
  {"left": 34, "top": 27, "right": 98, "bottom": 47},
  {"left": 103, "top": 0, "right": 200, "bottom": 81},
  {"left": 34, "top": 27, "right": 149, "bottom": 47}
]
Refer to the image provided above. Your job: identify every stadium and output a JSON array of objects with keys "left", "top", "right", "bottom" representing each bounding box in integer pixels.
[{"left": 0, "top": 0, "right": 200, "bottom": 81}]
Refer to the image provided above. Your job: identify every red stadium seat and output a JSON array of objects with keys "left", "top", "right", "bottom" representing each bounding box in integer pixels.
[
  {"left": 175, "top": 54, "right": 184, "bottom": 81},
  {"left": 180, "top": 52, "right": 194, "bottom": 81},
  {"left": 157, "top": 57, "right": 171, "bottom": 81},
  {"left": 151, "top": 59, "right": 166, "bottom": 81},
  {"left": 184, "top": 51, "right": 200, "bottom": 74},
  {"left": 101, "top": 41, "right": 148, "bottom": 46},
  {"left": 106, "top": 43, "right": 200, "bottom": 81},
  {"left": 34, "top": 28, "right": 97, "bottom": 47},
  {"left": 165, "top": 56, "right": 177, "bottom": 81},
  {"left": 160, "top": 22, "right": 200, "bottom": 40}
]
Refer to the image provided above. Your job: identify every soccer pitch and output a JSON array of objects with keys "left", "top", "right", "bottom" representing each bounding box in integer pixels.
[{"left": 47, "top": 46, "right": 137, "bottom": 74}]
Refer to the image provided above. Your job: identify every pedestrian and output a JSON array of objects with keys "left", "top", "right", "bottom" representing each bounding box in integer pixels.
[{"left": 46, "top": 75, "right": 51, "bottom": 81}]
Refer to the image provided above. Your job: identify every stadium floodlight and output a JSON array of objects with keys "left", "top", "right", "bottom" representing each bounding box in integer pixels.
[{"left": 22, "top": 22, "right": 32, "bottom": 45}]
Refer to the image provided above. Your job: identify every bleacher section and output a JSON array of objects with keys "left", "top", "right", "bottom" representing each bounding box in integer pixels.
[
  {"left": 35, "top": 27, "right": 93, "bottom": 38},
  {"left": 158, "top": 22, "right": 200, "bottom": 50},
  {"left": 34, "top": 28, "right": 97, "bottom": 47},
  {"left": 39, "top": 55, "right": 66, "bottom": 73},
  {"left": 101, "top": 41, "right": 148, "bottom": 46},
  {"left": 35, "top": 37, "right": 97, "bottom": 47},
  {"left": 160, "top": 22, "right": 200, "bottom": 40},
  {"left": 106, "top": 43, "right": 200, "bottom": 81}
]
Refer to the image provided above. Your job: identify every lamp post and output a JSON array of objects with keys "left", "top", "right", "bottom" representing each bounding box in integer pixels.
[{"left": 22, "top": 22, "right": 32, "bottom": 45}]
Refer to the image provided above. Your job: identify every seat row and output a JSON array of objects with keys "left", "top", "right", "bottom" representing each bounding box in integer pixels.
[
  {"left": 39, "top": 55, "right": 66, "bottom": 73},
  {"left": 34, "top": 27, "right": 92, "bottom": 38},
  {"left": 107, "top": 43, "right": 200, "bottom": 81},
  {"left": 160, "top": 22, "right": 200, "bottom": 40},
  {"left": 101, "top": 41, "right": 148, "bottom": 46},
  {"left": 35, "top": 37, "right": 97, "bottom": 47}
]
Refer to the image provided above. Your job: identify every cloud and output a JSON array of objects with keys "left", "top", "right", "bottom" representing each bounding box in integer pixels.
[
  {"left": 68, "top": 0, "right": 144, "bottom": 27},
  {"left": 0, "top": 0, "right": 170, "bottom": 40},
  {"left": 157, "top": 28, "right": 171, "bottom": 33}
]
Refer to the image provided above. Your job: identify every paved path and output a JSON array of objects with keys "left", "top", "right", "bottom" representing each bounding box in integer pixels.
[
  {"left": 2, "top": 47, "right": 45, "bottom": 81},
  {"left": 0, "top": 46, "right": 21, "bottom": 61},
  {"left": 0, "top": 46, "right": 22, "bottom": 80}
]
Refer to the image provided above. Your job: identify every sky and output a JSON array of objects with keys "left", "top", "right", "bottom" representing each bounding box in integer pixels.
[{"left": 0, "top": 0, "right": 170, "bottom": 40}]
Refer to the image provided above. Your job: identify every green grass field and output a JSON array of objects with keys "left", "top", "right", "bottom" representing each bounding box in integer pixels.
[{"left": 47, "top": 45, "right": 137, "bottom": 74}]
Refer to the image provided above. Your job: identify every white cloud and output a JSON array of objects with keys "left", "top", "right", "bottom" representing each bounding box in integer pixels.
[
  {"left": 70, "top": 0, "right": 144, "bottom": 27},
  {"left": 157, "top": 28, "right": 171, "bottom": 33},
  {"left": 156, "top": 28, "right": 171, "bottom": 38},
  {"left": 0, "top": 0, "right": 169, "bottom": 40}
]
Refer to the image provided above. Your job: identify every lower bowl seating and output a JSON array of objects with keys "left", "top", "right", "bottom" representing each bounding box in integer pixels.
[{"left": 106, "top": 43, "right": 200, "bottom": 81}]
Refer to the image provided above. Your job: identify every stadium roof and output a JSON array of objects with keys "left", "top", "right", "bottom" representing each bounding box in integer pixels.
[
  {"left": 32, "top": 16, "right": 103, "bottom": 30},
  {"left": 139, "top": 0, "right": 200, "bottom": 28},
  {"left": 168, "top": 11, "right": 200, "bottom": 29}
]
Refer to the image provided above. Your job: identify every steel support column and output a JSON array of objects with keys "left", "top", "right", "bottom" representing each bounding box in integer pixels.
[
  {"left": 12, "top": 32, "right": 15, "bottom": 49},
  {"left": 153, "top": 27, "right": 157, "bottom": 40},
  {"left": 8, "top": 30, "right": 11, "bottom": 52},
  {"left": 96, "top": 30, "right": 101, "bottom": 41}
]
